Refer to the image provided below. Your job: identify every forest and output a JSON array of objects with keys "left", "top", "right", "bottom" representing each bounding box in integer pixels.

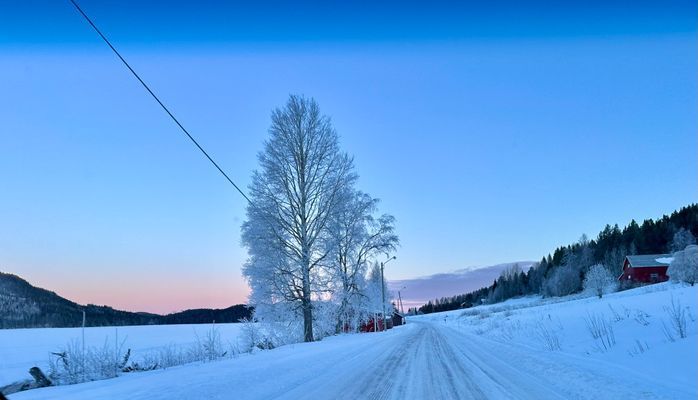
[
  {"left": 417, "top": 204, "right": 698, "bottom": 314},
  {"left": 0, "top": 272, "right": 251, "bottom": 329}
]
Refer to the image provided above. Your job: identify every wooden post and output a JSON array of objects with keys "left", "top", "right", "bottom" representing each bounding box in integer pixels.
[
  {"left": 115, "top": 327, "right": 118, "bottom": 377},
  {"left": 82, "top": 310, "right": 86, "bottom": 382},
  {"left": 29, "top": 367, "right": 52, "bottom": 388}
]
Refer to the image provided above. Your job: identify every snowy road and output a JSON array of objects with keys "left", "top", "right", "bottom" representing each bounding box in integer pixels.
[{"left": 11, "top": 320, "right": 693, "bottom": 400}]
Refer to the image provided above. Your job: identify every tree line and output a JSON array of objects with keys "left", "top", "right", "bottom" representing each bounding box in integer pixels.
[
  {"left": 416, "top": 204, "right": 698, "bottom": 314},
  {"left": 0, "top": 271, "right": 252, "bottom": 329}
]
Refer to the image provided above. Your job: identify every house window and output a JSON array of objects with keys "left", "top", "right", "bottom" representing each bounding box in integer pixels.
[{"left": 650, "top": 273, "right": 659, "bottom": 283}]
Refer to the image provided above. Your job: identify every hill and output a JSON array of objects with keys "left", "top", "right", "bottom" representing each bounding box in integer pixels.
[
  {"left": 0, "top": 272, "right": 251, "bottom": 329},
  {"left": 418, "top": 203, "right": 698, "bottom": 314},
  {"left": 389, "top": 261, "right": 536, "bottom": 309}
]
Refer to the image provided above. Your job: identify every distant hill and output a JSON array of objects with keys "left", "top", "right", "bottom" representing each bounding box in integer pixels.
[
  {"left": 389, "top": 261, "right": 536, "bottom": 310},
  {"left": 417, "top": 204, "right": 698, "bottom": 315},
  {"left": 0, "top": 272, "right": 251, "bottom": 329}
]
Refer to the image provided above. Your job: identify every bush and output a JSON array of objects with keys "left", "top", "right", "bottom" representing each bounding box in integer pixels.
[
  {"left": 668, "top": 245, "right": 698, "bottom": 286},
  {"left": 192, "top": 324, "right": 225, "bottom": 362},
  {"left": 48, "top": 338, "right": 128, "bottom": 385},
  {"left": 627, "top": 339, "right": 649, "bottom": 357},
  {"left": 662, "top": 296, "right": 687, "bottom": 341},
  {"left": 49, "top": 324, "right": 240, "bottom": 387},
  {"left": 583, "top": 264, "right": 618, "bottom": 299},
  {"left": 632, "top": 309, "right": 651, "bottom": 326},
  {"left": 583, "top": 312, "right": 615, "bottom": 352},
  {"left": 534, "top": 317, "right": 563, "bottom": 351}
]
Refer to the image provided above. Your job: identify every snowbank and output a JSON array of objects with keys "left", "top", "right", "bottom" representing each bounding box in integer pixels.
[{"left": 411, "top": 282, "right": 697, "bottom": 393}]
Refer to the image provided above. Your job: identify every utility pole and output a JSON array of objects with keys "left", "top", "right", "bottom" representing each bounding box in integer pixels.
[
  {"left": 380, "top": 256, "right": 396, "bottom": 332},
  {"left": 380, "top": 262, "right": 385, "bottom": 332},
  {"left": 397, "top": 290, "right": 404, "bottom": 315}
]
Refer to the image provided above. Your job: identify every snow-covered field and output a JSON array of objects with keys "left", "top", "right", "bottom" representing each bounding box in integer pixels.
[
  {"left": 4, "top": 282, "right": 697, "bottom": 399},
  {"left": 0, "top": 323, "right": 245, "bottom": 385},
  {"left": 412, "top": 281, "right": 697, "bottom": 395}
]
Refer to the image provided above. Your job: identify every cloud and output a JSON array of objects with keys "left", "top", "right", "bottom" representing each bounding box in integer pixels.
[{"left": 389, "top": 261, "right": 536, "bottom": 309}]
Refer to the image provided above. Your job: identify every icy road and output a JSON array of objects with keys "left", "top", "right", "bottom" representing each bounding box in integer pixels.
[{"left": 12, "top": 318, "right": 692, "bottom": 400}]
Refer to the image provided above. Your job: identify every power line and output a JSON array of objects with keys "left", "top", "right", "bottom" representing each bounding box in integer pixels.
[{"left": 68, "top": 0, "right": 252, "bottom": 205}]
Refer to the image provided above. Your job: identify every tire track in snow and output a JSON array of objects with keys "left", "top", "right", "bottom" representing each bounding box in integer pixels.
[
  {"left": 285, "top": 322, "right": 491, "bottom": 400},
  {"left": 13, "top": 318, "right": 690, "bottom": 400}
]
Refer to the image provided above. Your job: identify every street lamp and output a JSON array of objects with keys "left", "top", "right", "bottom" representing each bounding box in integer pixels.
[{"left": 380, "top": 255, "right": 396, "bottom": 332}]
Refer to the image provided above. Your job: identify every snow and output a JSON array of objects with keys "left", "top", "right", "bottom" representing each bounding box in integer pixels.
[
  {"left": 656, "top": 257, "right": 674, "bottom": 264},
  {"left": 5, "top": 283, "right": 697, "bottom": 399},
  {"left": 412, "top": 282, "right": 697, "bottom": 394},
  {"left": 0, "top": 323, "right": 245, "bottom": 384}
]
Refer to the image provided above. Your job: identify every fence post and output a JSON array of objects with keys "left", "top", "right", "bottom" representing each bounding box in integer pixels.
[{"left": 82, "top": 310, "right": 86, "bottom": 382}]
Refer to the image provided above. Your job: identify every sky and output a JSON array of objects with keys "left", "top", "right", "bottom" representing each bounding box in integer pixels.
[
  {"left": 389, "top": 262, "right": 536, "bottom": 310},
  {"left": 0, "top": 1, "right": 696, "bottom": 313}
]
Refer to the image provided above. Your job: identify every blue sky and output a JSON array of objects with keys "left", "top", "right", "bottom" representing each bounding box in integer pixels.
[{"left": 1, "top": 1, "right": 696, "bottom": 312}]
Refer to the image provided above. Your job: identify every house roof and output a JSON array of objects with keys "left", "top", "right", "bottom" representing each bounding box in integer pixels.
[{"left": 626, "top": 254, "right": 672, "bottom": 268}]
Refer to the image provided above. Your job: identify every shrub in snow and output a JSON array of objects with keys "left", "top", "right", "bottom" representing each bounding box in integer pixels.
[
  {"left": 48, "top": 326, "right": 246, "bottom": 387},
  {"left": 661, "top": 296, "right": 687, "bottom": 341},
  {"left": 239, "top": 318, "right": 263, "bottom": 352},
  {"left": 191, "top": 325, "right": 225, "bottom": 362},
  {"left": 534, "top": 318, "right": 563, "bottom": 351},
  {"left": 48, "top": 340, "right": 87, "bottom": 384},
  {"left": 248, "top": 301, "right": 306, "bottom": 347},
  {"left": 496, "top": 319, "right": 522, "bottom": 341},
  {"left": 583, "top": 264, "right": 618, "bottom": 299},
  {"left": 583, "top": 312, "right": 616, "bottom": 352},
  {"left": 668, "top": 245, "right": 698, "bottom": 286},
  {"left": 49, "top": 338, "right": 128, "bottom": 385},
  {"left": 607, "top": 305, "right": 624, "bottom": 322},
  {"left": 477, "top": 311, "right": 491, "bottom": 320},
  {"left": 312, "top": 301, "right": 341, "bottom": 340},
  {"left": 460, "top": 308, "right": 485, "bottom": 318},
  {"left": 627, "top": 339, "right": 649, "bottom": 357},
  {"left": 139, "top": 344, "right": 188, "bottom": 370},
  {"left": 632, "top": 309, "right": 651, "bottom": 326}
]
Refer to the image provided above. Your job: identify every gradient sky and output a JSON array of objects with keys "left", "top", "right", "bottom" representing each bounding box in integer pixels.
[{"left": 1, "top": 1, "right": 696, "bottom": 313}]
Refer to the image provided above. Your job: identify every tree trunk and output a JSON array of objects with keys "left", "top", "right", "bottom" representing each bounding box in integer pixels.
[
  {"left": 301, "top": 261, "right": 314, "bottom": 342},
  {"left": 302, "top": 297, "right": 313, "bottom": 342}
]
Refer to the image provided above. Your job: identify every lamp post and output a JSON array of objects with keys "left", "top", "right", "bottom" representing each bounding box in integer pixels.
[{"left": 380, "top": 255, "right": 396, "bottom": 332}]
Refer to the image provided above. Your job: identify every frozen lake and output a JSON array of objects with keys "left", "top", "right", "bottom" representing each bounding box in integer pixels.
[{"left": 0, "top": 323, "right": 245, "bottom": 384}]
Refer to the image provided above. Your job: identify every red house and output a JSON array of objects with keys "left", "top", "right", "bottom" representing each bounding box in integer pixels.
[
  {"left": 618, "top": 254, "right": 672, "bottom": 284},
  {"left": 359, "top": 316, "right": 385, "bottom": 332}
]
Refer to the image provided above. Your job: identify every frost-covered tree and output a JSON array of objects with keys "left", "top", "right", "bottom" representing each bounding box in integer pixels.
[
  {"left": 583, "top": 264, "right": 618, "bottom": 298},
  {"left": 362, "top": 262, "right": 392, "bottom": 327},
  {"left": 542, "top": 249, "right": 583, "bottom": 297},
  {"left": 668, "top": 245, "right": 698, "bottom": 286},
  {"left": 577, "top": 235, "right": 594, "bottom": 269},
  {"left": 671, "top": 228, "right": 696, "bottom": 253},
  {"left": 325, "top": 189, "right": 398, "bottom": 332},
  {"left": 628, "top": 241, "right": 638, "bottom": 256},
  {"left": 603, "top": 246, "right": 626, "bottom": 277},
  {"left": 490, "top": 263, "right": 523, "bottom": 302},
  {"left": 241, "top": 95, "right": 355, "bottom": 342}
]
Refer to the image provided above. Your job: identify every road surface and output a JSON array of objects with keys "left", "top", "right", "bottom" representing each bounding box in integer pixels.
[{"left": 10, "top": 320, "right": 692, "bottom": 400}]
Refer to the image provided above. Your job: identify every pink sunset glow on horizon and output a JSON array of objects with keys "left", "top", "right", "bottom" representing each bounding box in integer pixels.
[{"left": 16, "top": 270, "right": 251, "bottom": 315}]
